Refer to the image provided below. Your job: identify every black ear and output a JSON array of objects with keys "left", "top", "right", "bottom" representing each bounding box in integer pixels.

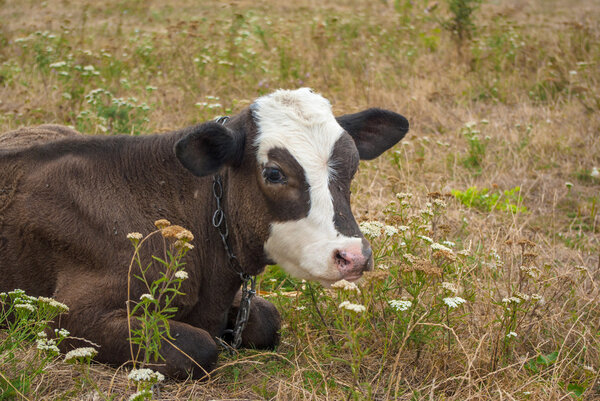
[
  {"left": 336, "top": 108, "right": 409, "bottom": 160},
  {"left": 174, "top": 122, "right": 245, "bottom": 177}
]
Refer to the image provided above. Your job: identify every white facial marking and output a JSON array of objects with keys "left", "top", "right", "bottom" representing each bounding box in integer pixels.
[{"left": 253, "top": 88, "right": 363, "bottom": 285}]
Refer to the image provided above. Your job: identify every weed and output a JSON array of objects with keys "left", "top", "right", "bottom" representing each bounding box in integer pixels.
[
  {"left": 126, "top": 221, "right": 193, "bottom": 368},
  {"left": 0, "top": 290, "right": 69, "bottom": 398},
  {"left": 452, "top": 186, "right": 527, "bottom": 213}
]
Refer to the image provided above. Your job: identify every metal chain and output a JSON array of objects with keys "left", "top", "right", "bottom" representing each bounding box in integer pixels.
[{"left": 211, "top": 116, "right": 256, "bottom": 350}]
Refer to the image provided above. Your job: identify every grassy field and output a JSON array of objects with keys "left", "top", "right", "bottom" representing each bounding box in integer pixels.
[{"left": 1, "top": 0, "right": 599, "bottom": 399}]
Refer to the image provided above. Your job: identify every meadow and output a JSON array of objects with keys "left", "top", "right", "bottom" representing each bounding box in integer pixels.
[{"left": 0, "top": 0, "right": 599, "bottom": 399}]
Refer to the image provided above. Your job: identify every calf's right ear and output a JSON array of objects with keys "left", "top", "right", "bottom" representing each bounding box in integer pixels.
[{"left": 174, "top": 122, "right": 245, "bottom": 177}]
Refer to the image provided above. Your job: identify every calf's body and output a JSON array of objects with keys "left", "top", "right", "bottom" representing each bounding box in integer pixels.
[{"left": 0, "top": 89, "right": 408, "bottom": 378}]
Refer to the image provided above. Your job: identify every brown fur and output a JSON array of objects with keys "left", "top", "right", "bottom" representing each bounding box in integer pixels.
[{"left": 0, "top": 111, "right": 280, "bottom": 379}]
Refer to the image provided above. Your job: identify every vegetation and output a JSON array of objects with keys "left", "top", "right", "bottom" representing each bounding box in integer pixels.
[{"left": 0, "top": 0, "right": 598, "bottom": 399}]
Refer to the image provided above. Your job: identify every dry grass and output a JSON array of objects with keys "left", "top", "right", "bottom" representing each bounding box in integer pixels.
[{"left": 1, "top": 0, "right": 599, "bottom": 399}]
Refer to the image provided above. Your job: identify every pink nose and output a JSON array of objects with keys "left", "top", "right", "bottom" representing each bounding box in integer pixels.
[{"left": 334, "top": 245, "right": 373, "bottom": 279}]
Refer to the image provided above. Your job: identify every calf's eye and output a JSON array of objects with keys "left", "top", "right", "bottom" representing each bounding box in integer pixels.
[{"left": 263, "top": 166, "right": 286, "bottom": 184}]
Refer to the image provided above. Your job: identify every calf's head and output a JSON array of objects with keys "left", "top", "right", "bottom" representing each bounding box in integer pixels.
[{"left": 175, "top": 88, "right": 408, "bottom": 286}]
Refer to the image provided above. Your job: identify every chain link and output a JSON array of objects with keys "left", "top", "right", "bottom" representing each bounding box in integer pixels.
[{"left": 211, "top": 116, "right": 255, "bottom": 350}]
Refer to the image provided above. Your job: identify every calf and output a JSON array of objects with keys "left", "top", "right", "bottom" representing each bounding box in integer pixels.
[{"left": 0, "top": 88, "right": 408, "bottom": 378}]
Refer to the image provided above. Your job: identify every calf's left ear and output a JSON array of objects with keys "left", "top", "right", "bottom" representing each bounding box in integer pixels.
[
  {"left": 175, "top": 122, "right": 245, "bottom": 177},
  {"left": 336, "top": 108, "right": 409, "bottom": 160}
]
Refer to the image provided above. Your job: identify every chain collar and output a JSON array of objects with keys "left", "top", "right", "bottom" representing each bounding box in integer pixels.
[{"left": 212, "top": 116, "right": 256, "bottom": 350}]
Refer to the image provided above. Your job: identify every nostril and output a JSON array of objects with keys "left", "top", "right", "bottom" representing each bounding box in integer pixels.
[
  {"left": 334, "top": 250, "right": 350, "bottom": 266},
  {"left": 334, "top": 251, "right": 348, "bottom": 263}
]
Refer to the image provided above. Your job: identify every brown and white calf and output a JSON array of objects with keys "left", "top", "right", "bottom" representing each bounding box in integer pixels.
[{"left": 0, "top": 88, "right": 408, "bottom": 378}]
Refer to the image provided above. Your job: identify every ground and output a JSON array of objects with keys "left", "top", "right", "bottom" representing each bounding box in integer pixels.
[{"left": 0, "top": 0, "right": 598, "bottom": 399}]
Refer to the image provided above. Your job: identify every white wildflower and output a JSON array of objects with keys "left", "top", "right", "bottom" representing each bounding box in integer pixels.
[
  {"left": 531, "top": 294, "right": 544, "bottom": 304},
  {"left": 128, "top": 390, "right": 151, "bottom": 401},
  {"left": 359, "top": 221, "right": 382, "bottom": 238},
  {"left": 339, "top": 301, "right": 366, "bottom": 313},
  {"left": 388, "top": 299, "right": 412, "bottom": 311},
  {"left": 36, "top": 338, "right": 59, "bottom": 353},
  {"left": 431, "top": 243, "right": 454, "bottom": 253},
  {"left": 441, "top": 282, "right": 459, "bottom": 294},
  {"left": 295, "top": 306, "right": 306, "bottom": 311},
  {"left": 420, "top": 208, "right": 434, "bottom": 217},
  {"left": 565, "top": 182, "right": 573, "bottom": 189},
  {"left": 506, "top": 331, "right": 518, "bottom": 338},
  {"left": 502, "top": 297, "right": 521, "bottom": 305},
  {"left": 140, "top": 294, "right": 154, "bottom": 301},
  {"left": 515, "top": 292, "right": 530, "bottom": 302},
  {"left": 465, "top": 121, "right": 477, "bottom": 129},
  {"left": 38, "top": 296, "right": 69, "bottom": 312},
  {"left": 457, "top": 249, "right": 470, "bottom": 257},
  {"left": 55, "top": 328, "right": 70, "bottom": 337},
  {"left": 443, "top": 297, "right": 467, "bottom": 309},
  {"left": 15, "top": 303, "right": 36, "bottom": 313},
  {"left": 383, "top": 225, "right": 399, "bottom": 236},
  {"left": 377, "top": 264, "right": 390, "bottom": 270},
  {"left": 49, "top": 61, "right": 67, "bottom": 68},
  {"left": 174, "top": 270, "right": 189, "bottom": 280},
  {"left": 591, "top": 167, "right": 599, "bottom": 178},
  {"left": 433, "top": 199, "right": 447, "bottom": 208},
  {"left": 127, "top": 232, "right": 143, "bottom": 240},
  {"left": 128, "top": 368, "right": 165, "bottom": 383},
  {"left": 37, "top": 331, "right": 47, "bottom": 338},
  {"left": 398, "top": 225, "right": 409, "bottom": 232},
  {"left": 418, "top": 235, "right": 433, "bottom": 244},
  {"left": 395, "top": 192, "right": 413, "bottom": 200},
  {"left": 64, "top": 347, "right": 97, "bottom": 363},
  {"left": 442, "top": 240, "right": 455, "bottom": 248},
  {"left": 330, "top": 279, "right": 360, "bottom": 293}
]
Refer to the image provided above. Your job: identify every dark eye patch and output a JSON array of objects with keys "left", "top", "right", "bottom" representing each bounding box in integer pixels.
[{"left": 263, "top": 147, "right": 310, "bottom": 221}]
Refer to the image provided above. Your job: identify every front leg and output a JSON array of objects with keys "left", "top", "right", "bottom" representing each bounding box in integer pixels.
[{"left": 227, "top": 292, "right": 281, "bottom": 349}]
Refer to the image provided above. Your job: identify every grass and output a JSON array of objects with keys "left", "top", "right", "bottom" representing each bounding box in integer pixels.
[{"left": 0, "top": 0, "right": 599, "bottom": 399}]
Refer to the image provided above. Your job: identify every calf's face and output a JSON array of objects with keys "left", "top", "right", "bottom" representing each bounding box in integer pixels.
[{"left": 175, "top": 88, "right": 408, "bottom": 286}]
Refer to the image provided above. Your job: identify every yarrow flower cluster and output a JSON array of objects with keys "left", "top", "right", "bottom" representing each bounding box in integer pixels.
[
  {"left": 64, "top": 347, "right": 97, "bottom": 363},
  {"left": 383, "top": 225, "right": 399, "bottom": 237},
  {"left": 359, "top": 221, "right": 384, "bottom": 238},
  {"left": 15, "top": 303, "right": 36, "bottom": 313},
  {"left": 441, "top": 282, "right": 459, "bottom": 294},
  {"left": 443, "top": 296, "right": 467, "bottom": 309},
  {"left": 520, "top": 265, "right": 542, "bottom": 279},
  {"left": 38, "top": 296, "right": 70, "bottom": 313},
  {"left": 174, "top": 240, "right": 194, "bottom": 250},
  {"left": 128, "top": 368, "right": 165, "bottom": 383},
  {"left": 127, "top": 232, "right": 143, "bottom": 241},
  {"left": 418, "top": 235, "right": 433, "bottom": 244},
  {"left": 431, "top": 243, "right": 454, "bottom": 253},
  {"left": 506, "top": 331, "right": 518, "bottom": 338},
  {"left": 140, "top": 294, "right": 154, "bottom": 301},
  {"left": 502, "top": 296, "right": 521, "bottom": 305},
  {"left": 174, "top": 270, "right": 189, "bottom": 280},
  {"left": 128, "top": 390, "right": 152, "bottom": 401},
  {"left": 339, "top": 301, "right": 366, "bottom": 313},
  {"left": 388, "top": 299, "right": 412, "bottom": 311},
  {"left": 36, "top": 337, "right": 60, "bottom": 354},
  {"left": 331, "top": 279, "right": 360, "bottom": 293}
]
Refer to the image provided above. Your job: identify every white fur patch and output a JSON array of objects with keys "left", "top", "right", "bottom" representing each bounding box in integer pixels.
[{"left": 253, "top": 88, "right": 363, "bottom": 285}]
